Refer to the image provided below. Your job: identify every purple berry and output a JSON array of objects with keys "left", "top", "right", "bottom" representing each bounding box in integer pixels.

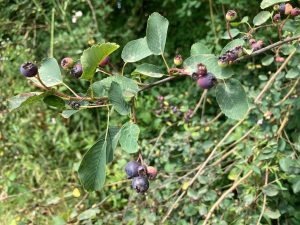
[
  {"left": 125, "top": 161, "right": 141, "bottom": 178},
  {"left": 226, "top": 10, "right": 237, "bottom": 21},
  {"left": 279, "top": 3, "right": 286, "bottom": 15},
  {"left": 291, "top": 8, "right": 300, "bottom": 16},
  {"left": 20, "top": 62, "right": 38, "bottom": 77},
  {"left": 273, "top": 13, "right": 281, "bottom": 23},
  {"left": 99, "top": 57, "right": 110, "bottom": 67},
  {"left": 70, "top": 64, "right": 83, "bottom": 78},
  {"left": 131, "top": 176, "right": 149, "bottom": 193},
  {"left": 61, "top": 57, "right": 74, "bottom": 70},
  {"left": 197, "top": 72, "right": 216, "bottom": 89}
]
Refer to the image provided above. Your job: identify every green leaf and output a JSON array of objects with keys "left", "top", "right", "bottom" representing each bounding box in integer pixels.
[
  {"left": 286, "top": 68, "right": 300, "bottom": 78},
  {"left": 260, "top": 0, "right": 289, "bottom": 9},
  {"left": 106, "top": 127, "right": 120, "bottom": 163},
  {"left": 108, "top": 82, "right": 130, "bottom": 115},
  {"left": 119, "top": 122, "right": 140, "bottom": 153},
  {"left": 253, "top": 11, "right": 271, "bottom": 26},
  {"left": 292, "top": 179, "right": 300, "bottom": 194},
  {"left": 262, "top": 55, "right": 274, "bottom": 66},
  {"left": 61, "top": 109, "right": 79, "bottom": 118},
  {"left": 80, "top": 43, "right": 119, "bottom": 80},
  {"left": 91, "top": 76, "right": 139, "bottom": 98},
  {"left": 222, "top": 29, "right": 240, "bottom": 39},
  {"left": 190, "top": 42, "right": 211, "bottom": 56},
  {"left": 132, "top": 63, "right": 164, "bottom": 78},
  {"left": 215, "top": 79, "right": 249, "bottom": 120},
  {"left": 221, "top": 39, "right": 245, "bottom": 55},
  {"left": 121, "top": 37, "right": 152, "bottom": 62},
  {"left": 43, "top": 95, "right": 65, "bottom": 109},
  {"left": 78, "top": 127, "right": 119, "bottom": 191},
  {"left": 8, "top": 92, "right": 50, "bottom": 111},
  {"left": 78, "top": 138, "right": 107, "bottom": 191},
  {"left": 78, "top": 208, "right": 100, "bottom": 221},
  {"left": 39, "top": 58, "right": 62, "bottom": 87},
  {"left": 146, "top": 12, "right": 169, "bottom": 55},
  {"left": 264, "top": 208, "right": 281, "bottom": 219},
  {"left": 263, "top": 184, "right": 279, "bottom": 196},
  {"left": 183, "top": 54, "right": 234, "bottom": 79}
]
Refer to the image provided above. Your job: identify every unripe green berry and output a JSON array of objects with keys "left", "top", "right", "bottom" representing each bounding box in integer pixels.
[{"left": 174, "top": 55, "right": 183, "bottom": 66}]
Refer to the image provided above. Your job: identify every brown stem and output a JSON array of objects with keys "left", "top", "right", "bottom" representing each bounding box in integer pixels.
[{"left": 226, "top": 21, "right": 232, "bottom": 40}]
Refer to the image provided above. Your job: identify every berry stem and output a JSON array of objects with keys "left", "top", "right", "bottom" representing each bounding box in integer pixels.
[
  {"left": 121, "top": 62, "right": 127, "bottom": 76},
  {"left": 62, "top": 82, "right": 81, "bottom": 98},
  {"left": 98, "top": 68, "right": 113, "bottom": 76},
  {"left": 226, "top": 21, "right": 233, "bottom": 40},
  {"left": 161, "top": 53, "right": 170, "bottom": 73}
]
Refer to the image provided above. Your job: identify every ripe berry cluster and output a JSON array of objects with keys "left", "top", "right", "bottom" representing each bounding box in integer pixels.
[
  {"left": 125, "top": 161, "right": 157, "bottom": 194},
  {"left": 192, "top": 63, "right": 217, "bottom": 89},
  {"left": 217, "top": 46, "right": 243, "bottom": 68}
]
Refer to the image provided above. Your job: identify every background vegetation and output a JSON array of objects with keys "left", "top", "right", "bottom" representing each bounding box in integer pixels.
[{"left": 1, "top": 0, "right": 300, "bottom": 224}]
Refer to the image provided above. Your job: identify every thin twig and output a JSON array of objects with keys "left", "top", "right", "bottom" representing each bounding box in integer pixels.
[
  {"left": 191, "top": 89, "right": 208, "bottom": 117},
  {"left": 275, "top": 76, "right": 300, "bottom": 106},
  {"left": 256, "top": 168, "right": 269, "bottom": 225}
]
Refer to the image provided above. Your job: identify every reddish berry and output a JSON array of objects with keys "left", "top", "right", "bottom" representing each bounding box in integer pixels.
[
  {"left": 20, "top": 62, "right": 38, "bottom": 77},
  {"left": 147, "top": 166, "right": 158, "bottom": 180},
  {"left": 99, "top": 57, "right": 110, "bottom": 67},
  {"left": 197, "top": 72, "right": 217, "bottom": 89},
  {"left": 285, "top": 3, "right": 293, "bottom": 15},
  {"left": 273, "top": 14, "right": 281, "bottom": 23},
  {"left": 125, "top": 161, "right": 141, "bottom": 179},
  {"left": 275, "top": 56, "right": 285, "bottom": 63},
  {"left": 70, "top": 64, "right": 83, "bottom": 78},
  {"left": 291, "top": 8, "right": 300, "bottom": 16},
  {"left": 226, "top": 10, "right": 237, "bottom": 21},
  {"left": 61, "top": 57, "right": 74, "bottom": 70},
  {"left": 174, "top": 54, "right": 183, "bottom": 66},
  {"left": 132, "top": 176, "right": 149, "bottom": 193},
  {"left": 249, "top": 39, "right": 256, "bottom": 45}
]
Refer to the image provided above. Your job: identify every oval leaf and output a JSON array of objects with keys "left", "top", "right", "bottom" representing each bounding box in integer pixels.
[
  {"left": 222, "top": 29, "right": 240, "bottom": 40},
  {"left": 146, "top": 12, "right": 169, "bottom": 55},
  {"left": 215, "top": 79, "right": 249, "bottom": 120},
  {"left": 119, "top": 122, "right": 140, "bottom": 153},
  {"left": 191, "top": 42, "right": 211, "bottom": 56},
  {"left": 108, "top": 82, "right": 130, "bottom": 115},
  {"left": 39, "top": 58, "right": 62, "bottom": 87},
  {"left": 132, "top": 63, "right": 164, "bottom": 78},
  {"left": 253, "top": 11, "right": 271, "bottom": 26},
  {"left": 43, "top": 95, "right": 65, "bottom": 109},
  {"left": 81, "top": 43, "right": 119, "bottom": 80},
  {"left": 8, "top": 92, "right": 50, "bottom": 111},
  {"left": 121, "top": 37, "right": 152, "bottom": 62}
]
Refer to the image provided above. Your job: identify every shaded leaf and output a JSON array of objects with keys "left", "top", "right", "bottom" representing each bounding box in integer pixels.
[
  {"left": 253, "top": 11, "right": 271, "bottom": 26},
  {"left": 190, "top": 42, "right": 211, "bottom": 56},
  {"left": 132, "top": 63, "right": 164, "bottom": 78},
  {"left": 8, "top": 92, "right": 50, "bottom": 111},
  {"left": 108, "top": 82, "right": 130, "bottom": 115},
  {"left": 119, "top": 122, "right": 140, "bottom": 153},
  {"left": 39, "top": 58, "right": 62, "bottom": 87},
  {"left": 215, "top": 79, "right": 249, "bottom": 120},
  {"left": 286, "top": 68, "right": 300, "bottom": 78},
  {"left": 146, "top": 12, "right": 169, "bottom": 55},
  {"left": 121, "top": 37, "right": 152, "bottom": 62},
  {"left": 81, "top": 43, "right": 119, "bottom": 80},
  {"left": 264, "top": 208, "right": 281, "bottom": 219},
  {"left": 262, "top": 55, "right": 274, "bottom": 66},
  {"left": 263, "top": 184, "right": 279, "bottom": 196},
  {"left": 43, "top": 95, "right": 65, "bottom": 109}
]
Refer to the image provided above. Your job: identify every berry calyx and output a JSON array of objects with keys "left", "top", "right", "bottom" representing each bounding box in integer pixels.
[
  {"left": 197, "top": 63, "right": 207, "bottom": 77},
  {"left": 125, "top": 161, "right": 141, "bottom": 178},
  {"left": 147, "top": 166, "right": 158, "bottom": 180},
  {"left": 20, "top": 62, "right": 38, "bottom": 77},
  {"left": 226, "top": 10, "right": 237, "bottom": 21},
  {"left": 131, "top": 176, "right": 149, "bottom": 193},
  {"left": 197, "top": 72, "right": 217, "bottom": 89},
  {"left": 291, "top": 8, "right": 300, "bottom": 16},
  {"left": 137, "top": 165, "right": 147, "bottom": 176},
  {"left": 99, "top": 57, "right": 110, "bottom": 67},
  {"left": 69, "top": 101, "right": 81, "bottom": 110},
  {"left": 174, "top": 54, "right": 183, "bottom": 66},
  {"left": 217, "top": 58, "right": 228, "bottom": 68},
  {"left": 60, "top": 57, "right": 74, "bottom": 70},
  {"left": 70, "top": 64, "right": 83, "bottom": 78}
]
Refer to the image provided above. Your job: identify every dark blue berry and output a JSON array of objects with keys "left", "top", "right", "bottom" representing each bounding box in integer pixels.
[
  {"left": 132, "top": 176, "right": 149, "bottom": 193},
  {"left": 197, "top": 72, "right": 216, "bottom": 89},
  {"left": 20, "top": 62, "right": 38, "bottom": 77},
  {"left": 70, "top": 64, "right": 83, "bottom": 78},
  {"left": 125, "top": 161, "right": 140, "bottom": 178}
]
